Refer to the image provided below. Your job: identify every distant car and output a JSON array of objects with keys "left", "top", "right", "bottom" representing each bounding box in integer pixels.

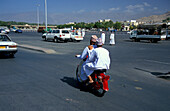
[
  {"left": 10, "top": 28, "right": 16, "bottom": 32},
  {"left": 0, "top": 29, "right": 7, "bottom": 34},
  {"left": 15, "top": 29, "right": 22, "bottom": 33},
  {"left": 0, "top": 34, "right": 17, "bottom": 57},
  {"left": 4, "top": 27, "right": 10, "bottom": 34},
  {"left": 45, "top": 29, "right": 71, "bottom": 42},
  {"left": 70, "top": 32, "right": 83, "bottom": 42},
  {"left": 127, "top": 30, "right": 132, "bottom": 34}
]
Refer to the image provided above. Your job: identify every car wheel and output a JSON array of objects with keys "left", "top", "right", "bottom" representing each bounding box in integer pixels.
[
  {"left": 64, "top": 40, "right": 68, "bottom": 43},
  {"left": 9, "top": 53, "right": 15, "bottom": 58},
  {"left": 136, "top": 39, "right": 140, "bottom": 42},
  {"left": 44, "top": 37, "right": 47, "bottom": 41},
  {"left": 54, "top": 38, "right": 58, "bottom": 42}
]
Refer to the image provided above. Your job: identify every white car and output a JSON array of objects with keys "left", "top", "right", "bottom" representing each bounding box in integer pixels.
[
  {"left": 70, "top": 32, "right": 83, "bottom": 42},
  {"left": 45, "top": 29, "right": 71, "bottom": 42},
  {"left": 0, "top": 34, "right": 17, "bottom": 57},
  {"left": 0, "top": 29, "right": 7, "bottom": 34},
  {"left": 4, "top": 27, "right": 10, "bottom": 34}
]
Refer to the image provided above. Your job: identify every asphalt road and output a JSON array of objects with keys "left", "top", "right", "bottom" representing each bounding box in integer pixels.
[{"left": 0, "top": 31, "right": 170, "bottom": 111}]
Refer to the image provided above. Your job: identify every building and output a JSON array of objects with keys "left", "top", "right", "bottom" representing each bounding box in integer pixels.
[
  {"left": 98, "top": 19, "right": 103, "bottom": 23},
  {"left": 66, "top": 22, "right": 75, "bottom": 25},
  {"left": 98, "top": 19, "right": 111, "bottom": 23},
  {"left": 130, "top": 20, "right": 139, "bottom": 26},
  {"left": 104, "top": 19, "right": 111, "bottom": 22}
]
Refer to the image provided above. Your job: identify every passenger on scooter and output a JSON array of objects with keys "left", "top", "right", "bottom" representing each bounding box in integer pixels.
[
  {"left": 84, "top": 38, "right": 110, "bottom": 83},
  {"left": 75, "top": 35, "right": 98, "bottom": 81},
  {"left": 75, "top": 35, "right": 98, "bottom": 60}
]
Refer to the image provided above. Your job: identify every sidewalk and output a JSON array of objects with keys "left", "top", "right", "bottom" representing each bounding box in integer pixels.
[{"left": 18, "top": 44, "right": 57, "bottom": 54}]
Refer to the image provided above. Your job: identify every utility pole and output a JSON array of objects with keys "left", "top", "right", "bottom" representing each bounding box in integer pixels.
[
  {"left": 37, "top": 4, "right": 40, "bottom": 29},
  {"left": 45, "top": 0, "right": 47, "bottom": 31}
]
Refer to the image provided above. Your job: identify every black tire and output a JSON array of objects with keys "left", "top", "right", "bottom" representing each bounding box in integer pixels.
[
  {"left": 95, "top": 81, "right": 106, "bottom": 97},
  {"left": 70, "top": 38, "right": 74, "bottom": 42},
  {"left": 136, "top": 39, "right": 140, "bottom": 42},
  {"left": 45, "top": 37, "right": 47, "bottom": 41},
  {"left": 9, "top": 53, "right": 15, "bottom": 58},
  {"left": 54, "top": 38, "right": 58, "bottom": 42},
  {"left": 132, "top": 38, "right": 136, "bottom": 42},
  {"left": 149, "top": 39, "right": 157, "bottom": 43}
]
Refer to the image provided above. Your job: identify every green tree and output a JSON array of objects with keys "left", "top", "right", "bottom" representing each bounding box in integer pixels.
[
  {"left": 94, "top": 22, "right": 103, "bottom": 29},
  {"left": 103, "top": 21, "right": 114, "bottom": 29},
  {"left": 113, "top": 22, "right": 122, "bottom": 30},
  {"left": 85, "top": 23, "right": 94, "bottom": 29}
]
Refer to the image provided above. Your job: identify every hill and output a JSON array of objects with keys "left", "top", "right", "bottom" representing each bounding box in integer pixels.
[{"left": 137, "top": 11, "right": 170, "bottom": 23}]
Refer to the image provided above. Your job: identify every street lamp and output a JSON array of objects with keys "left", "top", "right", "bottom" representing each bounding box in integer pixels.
[
  {"left": 37, "top": 4, "right": 40, "bottom": 29},
  {"left": 45, "top": 0, "right": 47, "bottom": 31}
]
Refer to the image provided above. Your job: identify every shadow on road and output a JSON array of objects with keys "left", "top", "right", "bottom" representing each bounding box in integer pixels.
[
  {"left": 60, "top": 76, "right": 105, "bottom": 97},
  {"left": 0, "top": 54, "right": 15, "bottom": 59},
  {"left": 134, "top": 67, "right": 170, "bottom": 80},
  {"left": 60, "top": 77, "right": 79, "bottom": 89}
]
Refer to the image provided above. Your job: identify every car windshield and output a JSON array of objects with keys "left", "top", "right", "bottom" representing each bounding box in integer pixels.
[{"left": 0, "top": 35, "right": 11, "bottom": 41}]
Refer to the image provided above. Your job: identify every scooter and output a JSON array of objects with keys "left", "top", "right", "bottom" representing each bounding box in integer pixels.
[{"left": 76, "top": 61, "right": 110, "bottom": 97}]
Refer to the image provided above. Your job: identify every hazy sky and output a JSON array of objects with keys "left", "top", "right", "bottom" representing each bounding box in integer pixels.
[{"left": 1, "top": 0, "right": 169, "bottom": 14}]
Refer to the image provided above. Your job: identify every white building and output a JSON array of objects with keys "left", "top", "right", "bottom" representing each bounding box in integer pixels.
[{"left": 104, "top": 19, "right": 111, "bottom": 22}]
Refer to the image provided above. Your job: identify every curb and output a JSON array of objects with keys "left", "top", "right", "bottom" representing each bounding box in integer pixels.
[{"left": 18, "top": 44, "right": 57, "bottom": 54}]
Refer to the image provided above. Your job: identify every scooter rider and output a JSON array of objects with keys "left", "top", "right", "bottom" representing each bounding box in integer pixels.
[
  {"left": 75, "top": 35, "right": 98, "bottom": 81},
  {"left": 84, "top": 38, "right": 110, "bottom": 83}
]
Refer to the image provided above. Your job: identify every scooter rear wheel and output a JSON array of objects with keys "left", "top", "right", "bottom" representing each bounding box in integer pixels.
[{"left": 95, "top": 82, "right": 106, "bottom": 97}]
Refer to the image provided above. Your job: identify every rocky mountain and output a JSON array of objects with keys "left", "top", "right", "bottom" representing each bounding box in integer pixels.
[{"left": 137, "top": 11, "right": 170, "bottom": 23}]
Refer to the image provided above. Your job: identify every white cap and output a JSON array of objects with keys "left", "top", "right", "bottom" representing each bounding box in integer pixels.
[{"left": 97, "top": 38, "right": 103, "bottom": 45}]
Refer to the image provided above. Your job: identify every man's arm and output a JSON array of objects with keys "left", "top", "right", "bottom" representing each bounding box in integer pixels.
[{"left": 75, "top": 47, "right": 88, "bottom": 59}]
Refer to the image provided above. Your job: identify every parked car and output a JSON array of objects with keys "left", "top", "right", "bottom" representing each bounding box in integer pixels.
[
  {"left": 0, "top": 27, "right": 10, "bottom": 34},
  {"left": 10, "top": 28, "right": 16, "bottom": 32},
  {"left": 4, "top": 27, "right": 10, "bottom": 34},
  {"left": 15, "top": 29, "right": 22, "bottom": 33},
  {"left": 45, "top": 29, "right": 71, "bottom": 42},
  {"left": 70, "top": 32, "right": 83, "bottom": 42},
  {"left": 0, "top": 34, "right": 17, "bottom": 57},
  {"left": 0, "top": 29, "right": 7, "bottom": 34}
]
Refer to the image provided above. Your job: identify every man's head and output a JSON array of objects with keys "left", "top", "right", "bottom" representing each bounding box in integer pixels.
[
  {"left": 97, "top": 38, "right": 103, "bottom": 47},
  {"left": 90, "top": 35, "right": 98, "bottom": 45}
]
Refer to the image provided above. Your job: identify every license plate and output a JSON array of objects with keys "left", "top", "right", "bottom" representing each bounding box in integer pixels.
[{"left": 0, "top": 46, "right": 6, "bottom": 49}]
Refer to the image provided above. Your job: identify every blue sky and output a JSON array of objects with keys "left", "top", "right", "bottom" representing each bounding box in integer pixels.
[
  {"left": 0, "top": 0, "right": 169, "bottom": 24},
  {"left": 1, "top": 0, "right": 169, "bottom": 14}
]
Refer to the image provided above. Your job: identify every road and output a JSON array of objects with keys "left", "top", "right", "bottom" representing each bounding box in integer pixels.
[{"left": 0, "top": 31, "right": 170, "bottom": 111}]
